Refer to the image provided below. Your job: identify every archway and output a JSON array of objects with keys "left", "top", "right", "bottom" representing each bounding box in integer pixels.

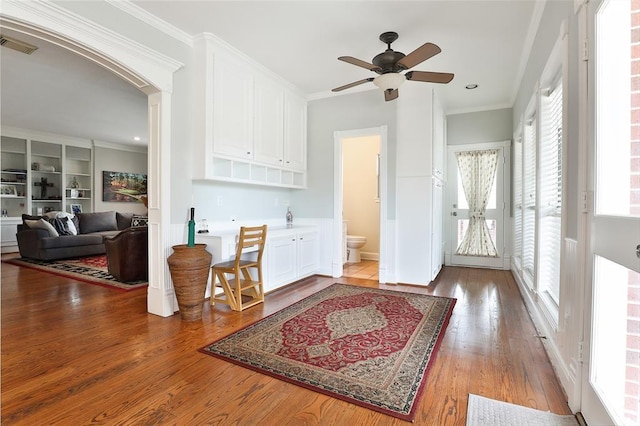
[{"left": 1, "top": 3, "right": 183, "bottom": 316}]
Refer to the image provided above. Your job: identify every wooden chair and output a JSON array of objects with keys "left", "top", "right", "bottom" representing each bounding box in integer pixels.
[{"left": 211, "top": 225, "right": 267, "bottom": 311}]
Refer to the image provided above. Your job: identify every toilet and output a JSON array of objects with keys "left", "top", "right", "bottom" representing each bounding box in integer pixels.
[{"left": 346, "top": 235, "right": 367, "bottom": 263}]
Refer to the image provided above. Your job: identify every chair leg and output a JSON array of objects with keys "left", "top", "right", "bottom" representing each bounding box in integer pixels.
[{"left": 215, "top": 271, "right": 241, "bottom": 311}]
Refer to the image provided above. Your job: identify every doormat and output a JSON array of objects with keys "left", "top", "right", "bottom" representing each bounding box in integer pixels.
[
  {"left": 466, "top": 394, "right": 578, "bottom": 426},
  {"left": 4, "top": 255, "right": 148, "bottom": 291},
  {"left": 200, "top": 284, "right": 456, "bottom": 421}
]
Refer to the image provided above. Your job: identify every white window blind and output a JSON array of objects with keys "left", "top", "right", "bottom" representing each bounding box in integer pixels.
[
  {"left": 513, "top": 138, "right": 523, "bottom": 269},
  {"left": 522, "top": 115, "right": 537, "bottom": 288},
  {"left": 537, "top": 80, "right": 563, "bottom": 304}
]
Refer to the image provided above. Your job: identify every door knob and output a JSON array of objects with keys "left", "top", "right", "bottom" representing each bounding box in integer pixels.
[
  {"left": 451, "top": 212, "right": 457, "bottom": 216},
  {"left": 636, "top": 244, "right": 640, "bottom": 259}
]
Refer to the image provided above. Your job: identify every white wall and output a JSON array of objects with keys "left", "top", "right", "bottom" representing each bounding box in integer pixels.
[
  {"left": 343, "top": 135, "right": 380, "bottom": 255},
  {"left": 447, "top": 108, "right": 513, "bottom": 145},
  {"left": 94, "top": 144, "right": 148, "bottom": 215},
  {"left": 294, "top": 90, "right": 397, "bottom": 219}
]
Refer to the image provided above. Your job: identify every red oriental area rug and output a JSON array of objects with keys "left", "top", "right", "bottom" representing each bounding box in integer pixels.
[
  {"left": 199, "top": 284, "right": 455, "bottom": 421},
  {"left": 4, "top": 255, "right": 147, "bottom": 291}
]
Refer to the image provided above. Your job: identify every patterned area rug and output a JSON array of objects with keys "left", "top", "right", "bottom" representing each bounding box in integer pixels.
[
  {"left": 466, "top": 394, "right": 579, "bottom": 426},
  {"left": 4, "top": 255, "right": 147, "bottom": 291},
  {"left": 200, "top": 284, "right": 456, "bottom": 421}
]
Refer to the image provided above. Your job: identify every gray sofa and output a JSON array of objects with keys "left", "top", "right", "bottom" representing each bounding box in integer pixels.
[{"left": 16, "top": 211, "right": 140, "bottom": 261}]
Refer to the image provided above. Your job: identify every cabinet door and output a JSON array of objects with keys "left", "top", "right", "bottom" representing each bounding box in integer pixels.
[
  {"left": 432, "top": 93, "right": 445, "bottom": 180},
  {"left": 254, "top": 77, "right": 284, "bottom": 166},
  {"left": 297, "top": 231, "right": 319, "bottom": 277},
  {"left": 430, "top": 178, "right": 444, "bottom": 280},
  {"left": 213, "top": 54, "right": 254, "bottom": 160},
  {"left": 266, "top": 235, "right": 297, "bottom": 290},
  {"left": 284, "top": 93, "right": 307, "bottom": 171}
]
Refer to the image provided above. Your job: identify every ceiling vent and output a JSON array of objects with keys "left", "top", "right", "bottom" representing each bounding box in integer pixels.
[{"left": 0, "top": 35, "right": 38, "bottom": 55}]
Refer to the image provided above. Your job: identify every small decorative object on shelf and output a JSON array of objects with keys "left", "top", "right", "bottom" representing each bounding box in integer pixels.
[
  {"left": 286, "top": 207, "right": 293, "bottom": 228},
  {"left": 197, "top": 219, "right": 209, "bottom": 234},
  {"left": 34, "top": 177, "right": 53, "bottom": 199},
  {"left": 68, "top": 177, "right": 79, "bottom": 189}
]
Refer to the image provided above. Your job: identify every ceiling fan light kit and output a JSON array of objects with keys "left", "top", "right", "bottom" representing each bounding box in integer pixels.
[
  {"left": 373, "top": 72, "right": 406, "bottom": 91},
  {"left": 332, "top": 31, "right": 454, "bottom": 101}
]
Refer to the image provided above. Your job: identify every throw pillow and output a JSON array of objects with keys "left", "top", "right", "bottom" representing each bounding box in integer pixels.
[
  {"left": 48, "top": 217, "right": 73, "bottom": 236},
  {"left": 76, "top": 211, "right": 118, "bottom": 234},
  {"left": 24, "top": 218, "right": 59, "bottom": 237},
  {"left": 44, "top": 211, "right": 78, "bottom": 235},
  {"left": 116, "top": 212, "right": 135, "bottom": 230},
  {"left": 131, "top": 215, "right": 149, "bottom": 227}
]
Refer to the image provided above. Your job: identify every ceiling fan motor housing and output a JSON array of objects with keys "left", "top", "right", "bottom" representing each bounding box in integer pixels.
[{"left": 372, "top": 50, "right": 406, "bottom": 74}]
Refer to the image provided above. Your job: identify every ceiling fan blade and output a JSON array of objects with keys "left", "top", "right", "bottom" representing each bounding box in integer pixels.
[
  {"left": 384, "top": 88, "right": 398, "bottom": 102},
  {"left": 332, "top": 77, "right": 375, "bottom": 92},
  {"left": 338, "top": 56, "right": 382, "bottom": 72},
  {"left": 397, "top": 42, "right": 441, "bottom": 70},
  {"left": 405, "top": 71, "right": 454, "bottom": 84}
]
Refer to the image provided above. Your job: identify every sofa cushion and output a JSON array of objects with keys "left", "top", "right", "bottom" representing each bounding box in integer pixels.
[
  {"left": 77, "top": 211, "right": 118, "bottom": 234},
  {"left": 24, "top": 219, "right": 59, "bottom": 237},
  {"left": 38, "top": 234, "right": 103, "bottom": 249},
  {"left": 116, "top": 212, "right": 135, "bottom": 230}
]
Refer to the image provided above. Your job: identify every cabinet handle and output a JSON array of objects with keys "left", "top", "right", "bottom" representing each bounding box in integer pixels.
[
  {"left": 247, "top": 151, "right": 251, "bottom": 155},
  {"left": 299, "top": 237, "right": 303, "bottom": 240},
  {"left": 292, "top": 238, "right": 296, "bottom": 241},
  {"left": 279, "top": 159, "right": 283, "bottom": 162},
  {"left": 286, "top": 161, "right": 290, "bottom": 164}
]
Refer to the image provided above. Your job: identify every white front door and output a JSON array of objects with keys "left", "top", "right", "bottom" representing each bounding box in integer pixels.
[
  {"left": 581, "top": 0, "right": 640, "bottom": 424},
  {"left": 446, "top": 141, "right": 510, "bottom": 269}
]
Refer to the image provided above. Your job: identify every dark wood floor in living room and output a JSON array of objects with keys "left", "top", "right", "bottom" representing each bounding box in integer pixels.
[{"left": 1, "top": 261, "right": 572, "bottom": 425}]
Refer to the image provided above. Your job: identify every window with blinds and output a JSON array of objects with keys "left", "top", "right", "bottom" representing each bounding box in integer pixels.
[
  {"left": 537, "top": 80, "right": 563, "bottom": 305},
  {"left": 513, "top": 136, "right": 523, "bottom": 270},
  {"left": 522, "top": 115, "right": 537, "bottom": 289}
]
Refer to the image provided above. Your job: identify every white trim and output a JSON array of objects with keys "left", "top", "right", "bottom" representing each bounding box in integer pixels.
[
  {"left": 0, "top": 125, "right": 91, "bottom": 147},
  {"left": 333, "top": 126, "right": 388, "bottom": 283},
  {"left": 445, "top": 102, "right": 514, "bottom": 116},
  {"left": 105, "top": 0, "right": 193, "bottom": 47},
  {"left": 93, "top": 140, "right": 148, "bottom": 154}
]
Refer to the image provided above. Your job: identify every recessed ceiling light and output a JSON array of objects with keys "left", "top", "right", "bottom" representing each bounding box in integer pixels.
[
  {"left": 133, "top": 136, "right": 141, "bottom": 141},
  {"left": 465, "top": 84, "right": 478, "bottom": 90}
]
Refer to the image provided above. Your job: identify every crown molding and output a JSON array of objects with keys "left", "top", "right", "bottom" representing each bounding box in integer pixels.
[
  {"left": 0, "top": 0, "right": 183, "bottom": 92},
  {"left": 105, "top": 0, "right": 193, "bottom": 47},
  {"left": 94, "top": 140, "right": 148, "bottom": 154}
]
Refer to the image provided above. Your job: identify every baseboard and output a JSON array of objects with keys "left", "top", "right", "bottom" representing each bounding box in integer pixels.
[{"left": 361, "top": 252, "right": 379, "bottom": 261}]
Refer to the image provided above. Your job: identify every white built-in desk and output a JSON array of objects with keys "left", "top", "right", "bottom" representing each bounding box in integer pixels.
[{"left": 196, "top": 225, "right": 319, "bottom": 293}]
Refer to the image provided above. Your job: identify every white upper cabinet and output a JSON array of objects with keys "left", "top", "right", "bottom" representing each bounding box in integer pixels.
[
  {"left": 284, "top": 92, "right": 307, "bottom": 171},
  {"left": 195, "top": 35, "right": 308, "bottom": 188},
  {"left": 253, "top": 76, "right": 285, "bottom": 166},
  {"left": 212, "top": 52, "right": 254, "bottom": 160}
]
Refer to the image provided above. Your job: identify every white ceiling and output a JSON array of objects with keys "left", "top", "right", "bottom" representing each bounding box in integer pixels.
[{"left": 0, "top": 1, "right": 541, "bottom": 146}]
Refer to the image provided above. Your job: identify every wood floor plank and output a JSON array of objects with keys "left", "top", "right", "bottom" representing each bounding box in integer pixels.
[{"left": 1, "top": 259, "right": 572, "bottom": 424}]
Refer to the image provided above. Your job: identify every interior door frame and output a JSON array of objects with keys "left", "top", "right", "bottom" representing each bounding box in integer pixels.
[
  {"left": 333, "top": 126, "right": 388, "bottom": 282},
  {"left": 445, "top": 140, "right": 511, "bottom": 269}
]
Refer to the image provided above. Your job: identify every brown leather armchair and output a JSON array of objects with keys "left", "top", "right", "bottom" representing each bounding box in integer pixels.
[{"left": 104, "top": 227, "right": 148, "bottom": 282}]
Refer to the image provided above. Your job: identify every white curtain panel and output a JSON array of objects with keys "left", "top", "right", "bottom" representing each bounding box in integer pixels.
[{"left": 455, "top": 149, "right": 499, "bottom": 257}]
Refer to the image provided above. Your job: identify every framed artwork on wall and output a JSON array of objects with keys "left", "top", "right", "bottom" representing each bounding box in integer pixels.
[{"left": 102, "top": 171, "right": 147, "bottom": 203}]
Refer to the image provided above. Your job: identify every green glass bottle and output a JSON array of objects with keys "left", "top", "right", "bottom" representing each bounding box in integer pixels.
[{"left": 187, "top": 207, "right": 195, "bottom": 247}]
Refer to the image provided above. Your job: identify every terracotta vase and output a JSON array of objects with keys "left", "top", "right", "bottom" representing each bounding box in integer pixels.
[{"left": 167, "top": 244, "right": 212, "bottom": 321}]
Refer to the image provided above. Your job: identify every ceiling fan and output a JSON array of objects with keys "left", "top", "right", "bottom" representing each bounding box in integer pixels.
[{"left": 332, "top": 31, "right": 454, "bottom": 101}]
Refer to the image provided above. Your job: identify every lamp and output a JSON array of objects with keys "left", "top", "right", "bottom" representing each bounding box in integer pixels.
[{"left": 373, "top": 73, "right": 406, "bottom": 91}]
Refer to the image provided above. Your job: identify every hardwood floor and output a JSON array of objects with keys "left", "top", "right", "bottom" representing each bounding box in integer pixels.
[{"left": 1, "top": 261, "right": 571, "bottom": 425}]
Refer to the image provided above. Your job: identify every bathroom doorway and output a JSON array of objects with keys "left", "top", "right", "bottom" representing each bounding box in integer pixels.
[{"left": 333, "top": 126, "right": 388, "bottom": 282}]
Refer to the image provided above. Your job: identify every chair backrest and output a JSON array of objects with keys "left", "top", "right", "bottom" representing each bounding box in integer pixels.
[{"left": 233, "top": 225, "right": 267, "bottom": 267}]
